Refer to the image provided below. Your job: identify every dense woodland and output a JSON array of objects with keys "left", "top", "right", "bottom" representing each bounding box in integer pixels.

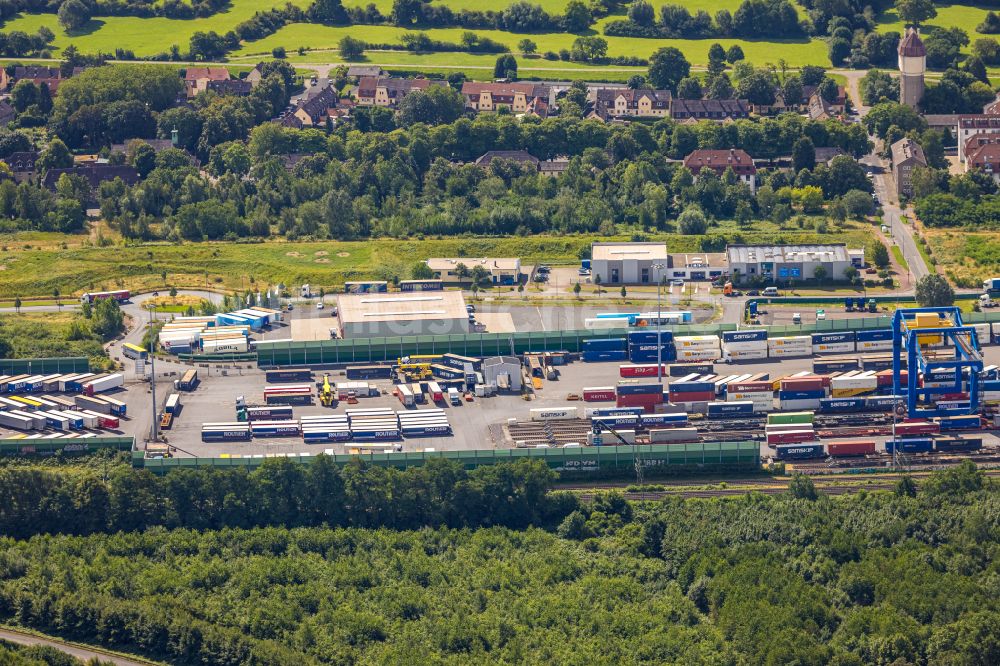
[{"left": 0, "top": 460, "right": 995, "bottom": 664}]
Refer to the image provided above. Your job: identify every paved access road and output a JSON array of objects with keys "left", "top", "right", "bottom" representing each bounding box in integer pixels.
[{"left": 0, "top": 626, "right": 155, "bottom": 666}]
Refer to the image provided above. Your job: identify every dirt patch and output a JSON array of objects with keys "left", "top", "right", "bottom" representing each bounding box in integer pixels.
[
  {"left": 314, "top": 258, "right": 330, "bottom": 263},
  {"left": 336, "top": 252, "right": 349, "bottom": 257},
  {"left": 0, "top": 265, "right": 6, "bottom": 271},
  {"left": 314, "top": 250, "right": 329, "bottom": 257},
  {"left": 286, "top": 251, "right": 303, "bottom": 258},
  {"left": 147, "top": 295, "right": 207, "bottom": 308}
]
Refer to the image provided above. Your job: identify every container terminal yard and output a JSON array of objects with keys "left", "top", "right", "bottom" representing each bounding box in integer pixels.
[{"left": 3, "top": 304, "right": 1000, "bottom": 476}]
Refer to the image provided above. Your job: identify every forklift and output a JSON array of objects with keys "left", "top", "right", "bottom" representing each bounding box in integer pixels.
[{"left": 319, "top": 374, "right": 335, "bottom": 407}]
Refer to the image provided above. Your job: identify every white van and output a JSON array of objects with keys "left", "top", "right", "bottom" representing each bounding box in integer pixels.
[{"left": 762, "top": 287, "right": 779, "bottom": 297}]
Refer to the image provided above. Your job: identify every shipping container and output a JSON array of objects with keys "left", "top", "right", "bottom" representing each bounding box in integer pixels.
[
  {"left": 812, "top": 332, "right": 856, "bottom": 344},
  {"left": 767, "top": 411, "right": 815, "bottom": 425},
  {"left": 934, "top": 437, "right": 983, "bottom": 452},
  {"left": 620, "top": 364, "right": 670, "bottom": 378},
  {"left": 667, "top": 390, "right": 715, "bottom": 403},
  {"left": 894, "top": 421, "right": 940, "bottom": 436},
  {"left": 640, "top": 413, "right": 689, "bottom": 427},
  {"left": 582, "top": 338, "right": 627, "bottom": 352},
  {"left": 616, "top": 392, "right": 663, "bottom": 408},
  {"left": 886, "top": 438, "right": 934, "bottom": 454},
  {"left": 582, "top": 350, "right": 629, "bottom": 363},
  {"left": 345, "top": 365, "right": 393, "bottom": 380},
  {"left": 164, "top": 393, "right": 180, "bottom": 414},
  {"left": 592, "top": 414, "right": 641, "bottom": 430},
  {"left": 670, "top": 380, "right": 715, "bottom": 393},
  {"left": 178, "top": 369, "right": 199, "bottom": 391},
  {"left": 813, "top": 359, "right": 860, "bottom": 374},
  {"left": 627, "top": 331, "right": 675, "bottom": 344},
  {"left": 818, "top": 397, "right": 865, "bottom": 413},
  {"left": 706, "top": 401, "right": 754, "bottom": 416},
  {"left": 430, "top": 363, "right": 465, "bottom": 380},
  {"left": 265, "top": 369, "right": 314, "bottom": 383},
  {"left": 778, "top": 398, "right": 823, "bottom": 411},
  {"left": 530, "top": 407, "right": 579, "bottom": 421},
  {"left": 616, "top": 381, "right": 662, "bottom": 396},
  {"left": 936, "top": 415, "right": 981, "bottom": 431},
  {"left": 352, "top": 429, "right": 401, "bottom": 441},
  {"left": 778, "top": 390, "right": 826, "bottom": 401},
  {"left": 265, "top": 393, "right": 312, "bottom": 406},
  {"left": 826, "top": 440, "right": 876, "bottom": 457},
  {"left": 250, "top": 421, "right": 302, "bottom": 437},
  {"left": 586, "top": 407, "right": 645, "bottom": 417},
  {"left": 722, "top": 329, "right": 768, "bottom": 343},
  {"left": 780, "top": 378, "right": 826, "bottom": 392},
  {"left": 648, "top": 427, "right": 700, "bottom": 443},
  {"left": 775, "top": 442, "right": 825, "bottom": 460},
  {"left": 727, "top": 381, "right": 773, "bottom": 393},
  {"left": 582, "top": 387, "right": 616, "bottom": 402},
  {"left": 201, "top": 427, "right": 252, "bottom": 442},
  {"left": 668, "top": 362, "right": 714, "bottom": 376},
  {"left": 857, "top": 329, "right": 893, "bottom": 342},
  {"left": 246, "top": 406, "right": 294, "bottom": 421}
]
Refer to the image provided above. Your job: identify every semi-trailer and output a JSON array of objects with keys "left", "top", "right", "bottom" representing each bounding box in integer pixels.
[
  {"left": 84, "top": 374, "right": 124, "bottom": 396},
  {"left": 530, "top": 407, "right": 579, "bottom": 421},
  {"left": 178, "top": 369, "right": 199, "bottom": 391},
  {"left": 250, "top": 421, "right": 302, "bottom": 437},
  {"left": 165, "top": 393, "right": 181, "bottom": 415},
  {"left": 345, "top": 365, "right": 394, "bottom": 380},
  {"left": 245, "top": 406, "right": 294, "bottom": 421},
  {"left": 0, "top": 411, "right": 34, "bottom": 430},
  {"left": 101, "top": 396, "right": 127, "bottom": 416}
]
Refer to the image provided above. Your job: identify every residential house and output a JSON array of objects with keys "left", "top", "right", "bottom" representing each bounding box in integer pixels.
[
  {"left": 292, "top": 86, "right": 339, "bottom": 126},
  {"left": 806, "top": 88, "right": 847, "bottom": 121},
  {"left": 347, "top": 65, "right": 386, "bottom": 80},
  {"left": 0, "top": 69, "right": 9, "bottom": 91},
  {"left": 966, "top": 143, "right": 1000, "bottom": 183},
  {"left": 206, "top": 79, "right": 253, "bottom": 97},
  {"left": 110, "top": 138, "right": 176, "bottom": 155},
  {"left": 184, "top": 67, "right": 230, "bottom": 98},
  {"left": 13, "top": 66, "right": 70, "bottom": 93},
  {"left": 814, "top": 147, "right": 845, "bottom": 164},
  {"left": 0, "top": 101, "right": 14, "bottom": 126},
  {"left": 461, "top": 82, "right": 551, "bottom": 116},
  {"left": 683, "top": 148, "right": 757, "bottom": 192},
  {"left": 4, "top": 151, "right": 38, "bottom": 182},
  {"left": 670, "top": 98, "right": 750, "bottom": 122},
  {"left": 355, "top": 76, "right": 438, "bottom": 108},
  {"left": 958, "top": 115, "right": 1000, "bottom": 162},
  {"left": 473, "top": 150, "right": 540, "bottom": 169},
  {"left": 983, "top": 93, "right": 1000, "bottom": 116},
  {"left": 889, "top": 137, "right": 926, "bottom": 199},
  {"left": 41, "top": 164, "right": 141, "bottom": 198},
  {"left": 539, "top": 157, "right": 570, "bottom": 177},
  {"left": 593, "top": 88, "right": 671, "bottom": 118},
  {"left": 245, "top": 63, "right": 267, "bottom": 88}
]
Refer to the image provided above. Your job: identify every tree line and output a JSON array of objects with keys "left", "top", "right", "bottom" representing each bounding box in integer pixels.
[{"left": 0, "top": 461, "right": 995, "bottom": 665}]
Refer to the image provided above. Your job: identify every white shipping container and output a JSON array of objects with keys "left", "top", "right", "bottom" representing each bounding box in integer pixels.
[
  {"left": 726, "top": 391, "right": 773, "bottom": 401},
  {"left": 648, "top": 427, "right": 699, "bottom": 443},
  {"left": 723, "top": 349, "right": 769, "bottom": 360},
  {"left": 983, "top": 391, "right": 1000, "bottom": 402},
  {"left": 676, "top": 349, "right": 721, "bottom": 361},
  {"left": 203, "top": 339, "right": 249, "bottom": 354},
  {"left": 813, "top": 342, "right": 856, "bottom": 354},
  {"left": 675, "top": 335, "right": 720, "bottom": 349},
  {"left": 584, "top": 318, "right": 626, "bottom": 330},
  {"left": 768, "top": 336, "right": 813, "bottom": 347},
  {"left": 831, "top": 375, "right": 878, "bottom": 390},
  {"left": 778, "top": 398, "right": 822, "bottom": 410},
  {"left": 721, "top": 340, "right": 768, "bottom": 352},
  {"left": 530, "top": 407, "right": 579, "bottom": 421},
  {"left": 770, "top": 348, "right": 812, "bottom": 358},
  {"left": 858, "top": 340, "right": 893, "bottom": 351}
]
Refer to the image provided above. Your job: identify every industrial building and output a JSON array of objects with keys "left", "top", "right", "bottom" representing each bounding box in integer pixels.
[
  {"left": 335, "top": 291, "right": 470, "bottom": 338},
  {"left": 726, "top": 244, "right": 864, "bottom": 283},
  {"left": 425, "top": 257, "right": 522, "bottom": 286},
  {"left": 590, "top": 242, "right": 669, "bottom": 285},
  {"left": 482, "top": 356, "right": 523, "bottom": 391}
]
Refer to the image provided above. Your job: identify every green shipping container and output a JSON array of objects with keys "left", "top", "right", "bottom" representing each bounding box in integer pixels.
[{"left": 766, "top": 411, "right": 815, "bottom": 425}]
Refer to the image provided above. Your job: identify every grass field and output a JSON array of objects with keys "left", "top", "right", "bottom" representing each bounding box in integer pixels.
[
  {"left": 925, "top": 229, "right": 998, "bottom": 287},
  {"left": 876, "top": 2, "right": 993, "bottom": 56},
  {"left": 0, "top": 221, "right": 873, "bottom": 297}
]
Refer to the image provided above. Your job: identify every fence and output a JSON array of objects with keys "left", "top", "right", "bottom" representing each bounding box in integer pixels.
[
  {"left": 0, "top": 357, "right": 89, "bottom": 374},
  {"left": 136, "top": 441, "right": 760, "bottom": 478},
  {"left": 0, "top": 436, "right": 134, "bottom": 457}
]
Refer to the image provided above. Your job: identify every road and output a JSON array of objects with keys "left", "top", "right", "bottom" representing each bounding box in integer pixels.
[
  {"left": 861, "top": 151, "right": 930, "bottom": 283},
  {"left": 0, "top": 626, "right": 155, "bottom": 665}
]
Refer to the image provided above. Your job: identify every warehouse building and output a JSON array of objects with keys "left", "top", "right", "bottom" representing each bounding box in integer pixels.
[
  {"left": 726, "top": 244, "right": 864, "bottom": 283},
  {"left": 483, "top": 356, "right": 522, "bottom": 391},
  {"left": 425, "top": 257, "right": 522, "bottom": 285},
  {"left": 590, "top": 242, "right": 668, "bottom": 285},
  {"left": 335, "top": 291, "right": 470, "bottom": 338}
]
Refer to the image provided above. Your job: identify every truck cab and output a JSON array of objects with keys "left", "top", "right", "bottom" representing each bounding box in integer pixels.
[{"left": 448, "top": 387, "right": 461, "bottom": 405}]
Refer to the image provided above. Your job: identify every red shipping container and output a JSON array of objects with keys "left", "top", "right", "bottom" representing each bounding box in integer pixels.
[
  {"left": 780, "top": 377, "right": 825, "bottom": 392},
  {"left": 98, "top": 416, "right": 120, "bottom": 429},
  {"left": 827, "top": 440, "right": 876, "bottom": 457},
  {"left": 766, "top": 430, "right": 818, "bottom": 445},
  {"left": 620, "top": 364, "right": 669, "bottom": 378},
  {"left": 667, "top": 390, "right": 715, "bottom": 403},
  {"left": 895, "top": 421, "right": 940, "bottom": 436},
  {"left": 875, "top": 369, "right": 906, "bottom": 387},
  {"left": 616, "top": 392, "right": 663, "bottom": 407},
  {"left": 727, "top": 381, "right": 773, "bottom": 393},
  {"left": 938, "top": 392, "right": 968, "bottom": 401},
  {"left": 582, "top": 388, "right": 616, "bottom": 402}
]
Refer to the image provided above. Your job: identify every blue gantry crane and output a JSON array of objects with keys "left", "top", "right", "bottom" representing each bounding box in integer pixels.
[{"left": 891, "top": 307, "right": 984, "bottom": 418}]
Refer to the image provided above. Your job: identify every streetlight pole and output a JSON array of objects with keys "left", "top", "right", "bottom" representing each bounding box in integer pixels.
[
  {"left": 149, "top": 304, "right": 158, "bottom": 443},
  {"left": 653, "top": 263, "right": 664, "bottom": 384}
]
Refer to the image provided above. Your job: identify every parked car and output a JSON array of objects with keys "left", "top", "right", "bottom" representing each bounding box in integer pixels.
[
  {"left": 316, "top": 302, "right": 324, "bottom": 309},
  {"left": 746, "top": 289, "right": 760, "bottom": 296},
  {"left": 537, "top": 265, "right": 550, "bottom": 274},
  {"left": 533, "top": 274, "right": 548, "bottom": 282},
  {"left": 466, "top": 304, "right": 476, "bottom": 313},
  {"left": 578, "top": 268, "right": 591, "bottom": 276},
  {"left": 670, "top": 279, "right": 684, "bottom": 287}
]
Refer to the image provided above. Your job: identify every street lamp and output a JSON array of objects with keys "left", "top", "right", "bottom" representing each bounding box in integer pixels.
[
  {"left": 148, "top": 304, "right": 159, "bottom": 444},
  {"left": 652, "top": 263, "right": 665, "bottom": 383}
]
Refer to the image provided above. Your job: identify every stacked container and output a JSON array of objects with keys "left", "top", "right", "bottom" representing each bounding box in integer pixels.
[
  {"left": 778, "top": 377, "right": 826, "bottom": 410},
  {"left": 347, "top": 407, "right": 401, "bottom": 441},
  {"left": 616, "top": 380, "right": 664, "bottom": 411},
  {"left": 582, "top": 386, "right": 616, "bottom": 402},
  {"left": 830, "top": 371, "right": 878, "bottom": 397},
  {"left": 811, "top": 332, "right": 856, "bottom": 354},
  {"left": 668, "top": 379, "right": 715, "bottom": 406},
  {"left": 856, "top": 329, "right": 893, "bottom": 352},
  {"left": 726, "top": 379, "right": 774, "bottom": 412},
  {"left": 301, "top": 415, "right": 351, "bottom": 442},
  {"left": 398, "top": 408, "right": 452, "bottom": 437},
  {"left": 766, "top": 411, "right": 816, "bottom": 447},
  {"left": 627, "top": 331, "right": 677, "bottom": 364},
  {"left": 721, "top": 330, "right": 768, "bottom": 361},
  {"left": 674, "top": 335, "right": 721, "bottom": 362},
  {"left": 581, "top": 338, "right": 627, "bottom": 362},
  {"left": 202, "top": 422, "right": 251, "bottom": 441},
  {"left": 264, "top": 384, "right": 312, "bottom": 405},
  {"left": 706, "top": 400, "right": 755, "bottom": 417},
  {"left": 768, "top": 335, "right": 813, "bottom": 358}
]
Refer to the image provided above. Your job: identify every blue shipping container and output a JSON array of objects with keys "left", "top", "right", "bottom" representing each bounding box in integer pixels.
[
  {"left": 706, "top": 401, "right": 754, "bottom": 416},
  {"left": 777, "top": 390, "right": 826, "bottom": 400},
  {"left": 857, "top": 329, "right": 892, "bottom": 342},
  {"left": 617, "top": 382, "right": 663, "bottom": 396},
  {"left": 352, "top": 429, "right": 401, "bottom": 441},
  {"left": 934, "top": 437, "right": 982, "bottom": 451},
  {"left": 886, "top": 438, "right": 934, "bottom": 454},
  {"left": 582, "top": 338, "right": 627, "bottom": 351},
  {"left": 937, "top": 415, "right": 981, "bottom": 430},
  {"left": 669, "top": 380, "right": 715, "bottom": 393},
  {"left": 201, "top": 429, "right": 251, "bottom": 442},
  {"left": 628, "top": 331, "right": 674, "bottom": 344},
  {"left": 629, "top": 350, "right": 678, "bottom": 363},
  {"left": 819, "top": 397, "right": 865, "bottom": 413},
  {"left": 722, "top": 330, "right": 768, "bottom": 343},
  {"left": 582, "top": 350, "right": 628, "bottom": 362},
  {"left": 402, "top": 425, "right": 453, "bottom": 436},
  {"left": 592, "top": 415, "right": 641, "bottom": 429},
  {"left": 775, "top": 443, "right": 824, "bottom": 460},
  {"left": 629, "top": 343, "right": 677, "bottom": 353},
  {"left": 983, "top": 379, "right": 1000, "bottom": 392},
  {"left": 811, "top": 332, "right": 856, "bottom": 343},
  {"left": 813, "top": 360, "right": 859, "bottom": 373},
  {"left": 589, "top": 407, "right": 645, "bottom": 417}
]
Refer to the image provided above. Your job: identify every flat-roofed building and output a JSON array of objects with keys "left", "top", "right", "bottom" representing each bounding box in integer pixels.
[
  {"left": 426, "top": 257, "right": 522, "bottom": 285},
  {"left": 727, "top": 244, "right": 863, "bottom": 283},
  {"left": 335, "top": 291, "right": 470, "bottom": 338},
  {"left": 590, "top": 242, "right": 668, "bottom": 285}
]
